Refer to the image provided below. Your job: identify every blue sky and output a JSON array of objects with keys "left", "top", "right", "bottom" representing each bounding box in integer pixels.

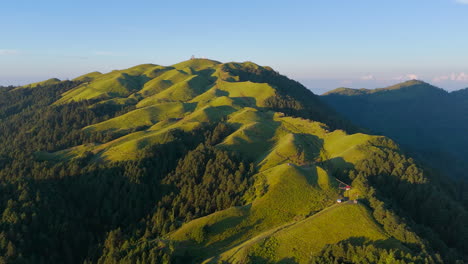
[{"left": 1, "top": 0, "right": 468, "bottom": 93}]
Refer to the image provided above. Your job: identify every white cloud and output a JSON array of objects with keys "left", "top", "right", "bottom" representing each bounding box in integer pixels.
[
  {"left": 455, "top": 0, "right": 468, "bottom": 4},
  {"left": 360, "top": 74, "right": 375, "bottom": 80},
  {"left": 433, "top": 72, "right": 468, "bottom": 82},
  {"left": 0, "top": 49, "right": 19, "bottom": 55},
  {"left": 406, "top": 74, "right": 418, "bottom": 80},
  {"left": 392, "top": 74, "right": 419, "bottom": 81}
]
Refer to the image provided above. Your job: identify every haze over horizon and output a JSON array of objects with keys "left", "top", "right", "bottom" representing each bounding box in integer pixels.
[{"left": 1, "top": 0, "right": 468, "bottom": 93}]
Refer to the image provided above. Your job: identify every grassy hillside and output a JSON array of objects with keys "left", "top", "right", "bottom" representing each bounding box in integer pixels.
[
  {"left": 208, "top": 204, "right": 397, "bottom": 264},
  {"left": 73, "top": 71, "right": 103, "bottom": 82},
  {"left": 84, "top": 102, "right": 195, "bottom": 134},
  {"left": 160, "top": 115, "right": 406, "bottom": 262},
  {"left": 4, "top": 60, "right": 467, "bottom": 263},
  {"left": 39, "top": 59, "right": 355, "bottom": 162},
  {"left": 35, "top": 60, "right": 423, "bottom": 262},
  {"left": 168, "top": 163, "right": 338, "bottom": 261}
]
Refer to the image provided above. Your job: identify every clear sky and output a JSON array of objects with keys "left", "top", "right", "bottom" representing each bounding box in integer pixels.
[{"left": 1, "top": 0, "right": 468, "bottom": 93}]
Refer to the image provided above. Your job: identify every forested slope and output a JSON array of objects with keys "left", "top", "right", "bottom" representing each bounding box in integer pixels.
[
  {"left": 322, "top": 80, "right": 468, "bottom": 181},
  {"left": 0, "top": 61, "right": 467, "bottom": 263}
]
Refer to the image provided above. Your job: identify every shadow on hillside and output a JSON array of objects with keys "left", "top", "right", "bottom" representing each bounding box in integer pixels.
[
  {"left": 246, "top": 256, "right": 298, "bottom": 264},
  {"left": 231, "top": 96, "right": 257, "bottom": 107},
  {"left": 224, "top": 111, "right": 283, "bottom": 163},
  {"left": 183, "top": 102, "right": 198, "bottom": 112},
  {"left": 203, "top": 218, "right": 264, "bottom": 255},
  {"left": 278, "top": 258, "right": 299, "bottom": 264},
  {"left": 205, "top": 213, "right": 249, "bottom": 237},
  {"left": 228, "top": 110, "right": 278, "bottom": 131},
  {"left": 320, "top": 156, "right": 355, "bottom": 183},
  {"left": 342, "top": 236, "right": 401, "bottom": 249},
  {"left": 28, "top": 133, "right": 206, "bottom": 263},
  {"left": 195, "top": 68, "right": 216, "bottom": 79},
  {"left": 294, "top": 133, "right": 324, "bottom": 164},
  {"left": 324, "top": 236, "right": 415, "bottom": 254},
  {"left": 202, "top": 105, "right": 238, "bottom": 121},
  {"left": 213, "top": 89, "right": 229, "bottom": 97}
]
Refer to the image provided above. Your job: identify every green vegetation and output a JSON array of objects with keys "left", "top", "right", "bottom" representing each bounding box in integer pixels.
[
  {"left": 228, "top": 204, "right": 395, "bottom": 264},
  {"left": 0, "top": 60, "right": 467, "bottom": 263},
  {"left": 73, "top": 71, "right": 103, "bottom": 82},
  {"left": 322, "top": 80, "right": 468, "bottom": 181},
  {"left": 84, "top": 102, "right": 195, "bottom": 134},
  {"left": 14, "top": 78, "right": 62, "bottom": 90}
]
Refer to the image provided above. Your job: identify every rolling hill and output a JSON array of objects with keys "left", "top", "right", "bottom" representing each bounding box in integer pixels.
[
  {"left": 39, "top": 58, "right": 355, "bottom": 162},
  {"left": 0, "top": 60, "right": 467, "bottom": 263}
]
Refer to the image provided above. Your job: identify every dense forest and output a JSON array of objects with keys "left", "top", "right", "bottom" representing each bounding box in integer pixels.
[
  {"left": 0, "top": 86, "right": 15, "bottom": 92},
  {"left": 1, "top": 65, "right": 468, "bottom": 263},
  {"left": 0, "top": 82, "right": 256, "bottom": 263},
  {"left": 322, "top": 81, "right": 468, "bottom": 182}
]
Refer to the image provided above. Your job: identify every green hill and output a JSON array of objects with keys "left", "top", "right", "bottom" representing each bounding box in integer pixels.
[
  {"left": 73, "top": 71, "right": 103, "bottom": 82},
  {"left": 14, "top": 77, "right": 62, "bottom": 90},
  {"left": 41, "top": 59, "right": 355, "bottom": 162},
  {"left": 0, "top": 60, "right": 467, "bottom": 263},
  {"left": 205, "top": 204, "right": 397, "bottom": 264}
]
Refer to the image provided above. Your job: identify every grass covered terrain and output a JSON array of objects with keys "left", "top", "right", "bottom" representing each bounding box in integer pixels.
[
  {"left": 42, "top": 59, "right": 354, "bottom": 162},
  {"left": 10, "top": 60, "right": 466, "bottom": 263},
  {"left": 208, "top": 204, "right": 397, "bottom": 264}
]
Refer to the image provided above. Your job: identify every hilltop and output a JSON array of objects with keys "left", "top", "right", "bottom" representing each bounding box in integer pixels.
[
  {"left": 34, "top": 58, "right": 354, "bottom": 162},
  {"left": 0, "top": 60, "right": 467, "bottom": 263}
]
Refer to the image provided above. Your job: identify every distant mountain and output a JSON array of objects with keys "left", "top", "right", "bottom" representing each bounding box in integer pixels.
[
  {"left": 0, "top": 62, "right": 467, "bottom": 263},
  {"left": 324, "top": 80, "right": 447, "bottom": 98},
  {"left": 322, "top": 80, "right": 468, "bottom": 180}
]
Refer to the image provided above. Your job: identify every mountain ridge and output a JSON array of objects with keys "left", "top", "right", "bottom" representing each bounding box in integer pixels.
[
  {"left": 322, "top": 79, "right": 468, "bottom": 181},
  {"left": 0, "top": 60, "right": 467, "bottom": 263},
  {"left": 324, "top": 80, "right": 448, "bottom": 97}
]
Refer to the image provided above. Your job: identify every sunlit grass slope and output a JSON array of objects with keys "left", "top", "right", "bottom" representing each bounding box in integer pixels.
[
  {"left": 145, "top": 74, "right": 214, "bottom": 102},
  {"left": 35, "top": 144, "right": 97, "bottom": 162},
  {"left": 57, "top": 72, "right": 145, "bottom": 103},
  {"left": 215, "top": 80, "right": 276, "bottom": 107},
  {"left": 26, "top": 59, "right": 417, "bottom": 263},
  {"left": 211, "top": 204, "right": 394, "bottom": 264},
  {"left": 84, "top": 102, "right": 195, "bottom": 134},
  {"left": 15, "top": 78, "right": 61, "bottom": 90},
  {"left": 171, "top": 58, "right": 221, "bottom": 71},
  {"left": 169, "top": 163, "right": 338, "bottom": 259},
  {"left": 324, "top": 131, "right": 374, "bottom": 164},
  {"left": 73, "top": 71, "right": 102, "bottom": 82},
  {"left": 156, "top": 112, "right": 395, "bottom": 263},
  {"left": 56, "top": 64, "right": 162, "bottom": 103}
]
